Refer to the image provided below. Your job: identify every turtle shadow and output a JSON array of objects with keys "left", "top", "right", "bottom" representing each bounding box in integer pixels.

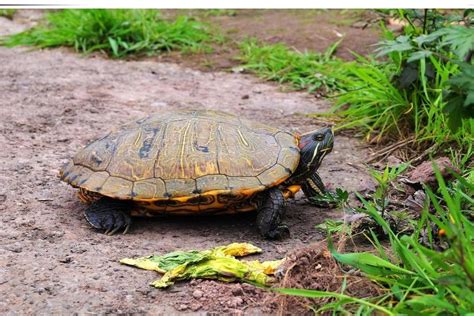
[
  {"left": 128, "top": 200, "right": 336, "bottom": 244},
  {"left": 132, "top": 212, "right": 260, "bottom": 239}
]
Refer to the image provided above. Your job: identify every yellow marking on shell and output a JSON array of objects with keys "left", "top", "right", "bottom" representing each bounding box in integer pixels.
[
  {"left": 77, "top": 188, "right": 101, "bottom": 204},
  {"left": 237, "top": 129, "right": 249, "bottom": 147},
  {"left": 179, "top": 121, "right": 192, "bottom": 178},
  {"left": 172, "top": 196, "right": 196, "bottom": 203},
  {"left": 132, "top": 203, "right": 257, "bottom": 216},
  {"left": 122, "top": 159, "right": 140, "bottom": 181},
  {"left": 64, "top": 111, "right": 301, "bottom": 204},
  {"left": 133, "top": 184, "right": 300, "bottom": 215},
  {"left": 194, "top": 162, "right": 219, "bottom": 177},
  {"left": 244, "top": 158, "right": 253, "bottom": 167},
  {"left": 77, "top": 190, "right": 91, "bottom": 203},
  {"left": 130, "top": 186, "right": 265, "bottom": 204},
  {"left": 134, "top": 130, "right": 142, "bottom": 147}
]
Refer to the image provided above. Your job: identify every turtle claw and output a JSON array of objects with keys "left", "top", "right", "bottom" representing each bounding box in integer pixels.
[
  {"left": 122, "top": 222, "right": 131, "bottom": 235},
  {"left": 84, "top": 198, "right": 131, "bottom": 235},
  {"left": 107, "top": 225, "right": 122, "bottom": 236},
  {"left": 264, "top": 225, "right": 290, "bottom": 240},
  {"left": 106, "top": 215, "right": 130, "bottom": 235}
]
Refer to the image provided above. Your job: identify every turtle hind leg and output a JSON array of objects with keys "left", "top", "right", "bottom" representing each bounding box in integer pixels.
[
  {"left": 84, "top": 197, "right": 132, "bottom": 235},
  {"left": 256, "top": 188, "right": 289, "bottom": 240}
]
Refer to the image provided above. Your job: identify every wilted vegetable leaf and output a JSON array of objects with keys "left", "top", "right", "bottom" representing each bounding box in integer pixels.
[
  {"left": 120, "top": 243, "right": 283, "bottom": 288},
  {"left": 120, "top": 250, "right": 207, "bottom": 273}
]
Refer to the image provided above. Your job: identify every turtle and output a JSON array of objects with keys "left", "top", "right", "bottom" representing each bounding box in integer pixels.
[{"left": 60, "top": 110, "right": 334, "bottom": 239}]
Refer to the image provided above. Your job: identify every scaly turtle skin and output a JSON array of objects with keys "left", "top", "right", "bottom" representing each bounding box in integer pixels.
[{"left": 60, "top": 110, "right": 334, "bottom": 239}]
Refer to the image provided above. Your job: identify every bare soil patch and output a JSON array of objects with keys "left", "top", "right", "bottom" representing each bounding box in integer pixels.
[{"left": 159, "top": 9, "right": 382, "bottom": 71}]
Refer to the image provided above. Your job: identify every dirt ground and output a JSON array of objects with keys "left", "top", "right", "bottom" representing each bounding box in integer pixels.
[
  {"left": 159, "top": 9, "right": 381, "bottom": 71},
  {"left": 0, "top": 10, "right": 376, "bottom": 314}
]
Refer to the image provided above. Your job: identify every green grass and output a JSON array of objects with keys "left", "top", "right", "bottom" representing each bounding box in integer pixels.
[
  {"left": 277, "top": 167, "right": 474, "bottom": 314},
  {"left": 238, "top": 38, "right": 344, "bottom": 93},
  {"left": 332, "top": 55, "right": 474, "bottom": 151},
  {"left": 0, "top": 9, "right": 16, "bottom": 19},
  {"left": 238, "top": 39, "right": 474, "bottom": 167},
  {"left": 330, "top": 56, "right": 411, "bottom": 142},
  {"left": 237, "top": 10, "right": 474, "bottom": 167},
  {"left": 1, "top": 9, "right": 213, "bottom": 58}
]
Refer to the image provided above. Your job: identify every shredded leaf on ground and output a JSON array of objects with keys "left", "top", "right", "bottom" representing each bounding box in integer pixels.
[{"left": 120, "top": 242, "right": 283, "bottom": 288}]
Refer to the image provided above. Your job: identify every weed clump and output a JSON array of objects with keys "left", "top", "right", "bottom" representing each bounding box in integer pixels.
[
  {"left": 0, "top": 9, "right": 16, "bottom": 19},
  {"left": 1, "top": 9, "right": 212, "bottom": 57},
  {"left": 239, "top": 39, "right": 343, "bottom": 94},
  {"left": 238, "top": 10, "right": 474, "bottom": 163},
  {"left": 277, "top": 166, "right": 474, "bottom": 314}
]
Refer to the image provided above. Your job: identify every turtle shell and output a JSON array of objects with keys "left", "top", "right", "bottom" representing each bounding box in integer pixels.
[{"left": 60, "top": 110, "right": 300, "bottom": 203}]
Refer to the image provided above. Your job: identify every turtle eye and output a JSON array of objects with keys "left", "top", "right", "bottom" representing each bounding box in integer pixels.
[{"left": 313, "top": 134, "right": 324, "bottom": 141}]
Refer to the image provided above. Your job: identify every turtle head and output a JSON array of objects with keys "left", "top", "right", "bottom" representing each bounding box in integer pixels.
[{"left": 297, "top": 127, "right": 333, "bottom": 173}]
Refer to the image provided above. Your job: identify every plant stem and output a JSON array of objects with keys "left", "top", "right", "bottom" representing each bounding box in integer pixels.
[
  {"left": 275, "top": 288, "right": 395, "bottom": 316},
  {"left": 422, "top": 9, "right": 428, "bottom": 34}
]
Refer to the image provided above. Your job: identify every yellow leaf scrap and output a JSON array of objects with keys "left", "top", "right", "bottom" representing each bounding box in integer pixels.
[{"left": 120, "top": 242, "right": 283, "bottom": 289}]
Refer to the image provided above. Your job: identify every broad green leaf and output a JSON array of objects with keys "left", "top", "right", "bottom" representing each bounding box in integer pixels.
[
  {"left": 414, "top": 32, "right": 443, "bottom": 46},
  {"left": 465, "top": 91, "right": 474, "bottom": 107},
  {"left": 407, "top": 50, "right": 432, "bottom": 63},
  {"left": 440, "top": 26, "right": 474, "bottom": 60},
  {"left": 375, "top": 36, "right": 414, "bottom": 58},
  {"left": 330, "top": 250, "right": 414, "bottom": 276}
]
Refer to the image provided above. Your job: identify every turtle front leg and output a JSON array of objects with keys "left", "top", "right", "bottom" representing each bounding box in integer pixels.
[
  {"left": 301, "top": 172, "right": 332, "bottom": 207},
  {"left": 84, "top": 197, "right": 132, "bottom": 235},
  {"left": 256, "top": 188, "right": 289, "bottom": 240}
]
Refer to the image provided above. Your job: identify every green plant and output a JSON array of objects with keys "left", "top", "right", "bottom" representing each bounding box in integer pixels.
[
  {"left": 375, "top": 13, "right": 474, "bottom": 130},
  {"left": 310, "top": 187, "right": 349, "bottom": 208},
  {"left": 277, "top": 166, "right": 474, "bottom": 314},
  {"left": 316, "top": 219, "right": 346, "bottom": 235},
  {"left": 1, "top": 9, "right": 212, "bottom": 58},
  {"left": 237, "top": 20, "right": 473, "bottom": 161},
  {"left": 275, "top": 287, "right": 394, "bottom": 315},
  {"left": 238, "top": 39, "right": 344, "bottom": 94},
  {"left": 314, "top": 189, "right": 352, "bottom": 235},
  {"left": 369, "top": 163, "right": 408, "bottom": 216},
  {"left": 0, "top": 9, "right": 16, "bottom": 19},
  {"left": 330, "top": 57, "right": 414, "bottom": 142},
  {"left": 333, "top": 9, "right": 473, "bottom": 160},
  {"left": 445, "top": 61, "right": 474, "bottom": 130}
]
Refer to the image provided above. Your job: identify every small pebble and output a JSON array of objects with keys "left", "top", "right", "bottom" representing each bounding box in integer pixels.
[
  {"left": 177, "top": 304, "right": 188, "bottom": 311},
  {"left": 192, "top": 289, "right": 203, "bottom": 299},
  {"left": 228, "top": 296, "right": 244, "bottom": 308},
  {"left": 190, "top": 302, "right": 202, "bottom": 311},
  {"left": 231, "top": 286, "right": 243, "bottom": 296}
]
